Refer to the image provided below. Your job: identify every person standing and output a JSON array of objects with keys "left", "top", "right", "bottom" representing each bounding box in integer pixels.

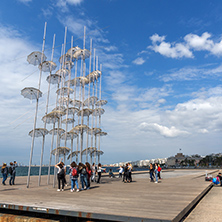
[
  {"left": 1, "top": 163, "right": 8, "bottom": 185},
  {"left": 154, "top": 163, "right": 158, "bottom": 183},
  {"left": 149, "top": 163, "right": 154, "bottom": 182},
  {"left": 128, "top": 163, "right": 133, "bottom": 182},
  {"left": 78, "top": 163, "right": 88, "bottom": 190},
  {"left": 97, "top": 163, "right": 106, "bottom": 184},
  {"left": 118, "top": 166, "right": 123, "bottom": 178},
  {"left": 85, "top": 162, "right": 92, "bottom": 189},
  {"left": 91, "top": 163, "right": 96, "bottom": 182},
  {"left": 55, "top": 161, "right": 65, "bottom": 191},
  {"left": 157, "top": 164, "right": 162, "bottom": 180},
  {"left": 69, "top": 162, "right": 79, "bottom": 192}
]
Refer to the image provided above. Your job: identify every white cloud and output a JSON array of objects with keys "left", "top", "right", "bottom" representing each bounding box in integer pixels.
[
  {"left": 149, "top": 32, "right": 222, "bottom": 58},
  {"left": 148, "top": 37, "right": 193, "bottom": 59},
  {"left": 132, "top": 57, "right": 145, "bottom": 65},
  {"left": 17, "top": 0, "right": 32, "bottom": 3},
  {"left": 160, "top": 64, "right": 222, "bottom": 82},
  {"left": 139, "top": 122, "right": 189, "bottom": 138}
]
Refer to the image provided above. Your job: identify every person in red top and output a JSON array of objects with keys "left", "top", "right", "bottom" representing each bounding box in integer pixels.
[
  {"left": 85, "top": 162, "right": 92, "bottom": 189},
  {"left": 157, "top": 164, "right": 162, "bottom": 179}
]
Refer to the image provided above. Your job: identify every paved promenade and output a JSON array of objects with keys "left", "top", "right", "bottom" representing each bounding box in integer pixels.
[
  {"left": 184, "top": 185, "right": 222, "bottom": 222},
  {"left": 0, "top": 169, "right": 218, "bottom": 221}
]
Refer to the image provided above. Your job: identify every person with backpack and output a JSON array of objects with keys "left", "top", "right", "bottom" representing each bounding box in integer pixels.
[
  {"left": 78, "top": 163, "right": 88, "bottom": 190},
  {"left": 9, "top": 161, "right": 18, "bottom": 185},
  {"left": 85, "top": 162, "right": 92, "bottom": 189},
  {"left": 1, "top": 163, "right": 8, "bottom": 185},
  {"left": 69, "top": 161, "right": 79, "bottom": 192},
  {"left": 55, "top": 161, "right": 65, "bottom": 191}
]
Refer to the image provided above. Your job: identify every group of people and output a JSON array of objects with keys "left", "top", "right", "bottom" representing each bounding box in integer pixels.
[
  {"left": 118, "top": 163, "right": 133, "bottom": 183},
  {"left": 149, "top": 163, "right": 162, "bottom": 183},
  {"left": 1, "top": 161, "right": 18, "bottom": 185},
  {"left": 55, "top": 160, "right": 106, "bottom": 192}
]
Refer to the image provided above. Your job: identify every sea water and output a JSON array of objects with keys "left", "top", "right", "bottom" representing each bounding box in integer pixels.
[{"left": 0, "top": 166, "right": 147, "bottom": 178}]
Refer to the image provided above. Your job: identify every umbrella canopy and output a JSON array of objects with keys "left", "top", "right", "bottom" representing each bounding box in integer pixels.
[
  {"left": 67, "top": 46, "right": 81, "bottom": 57},
  {"left": 65, "top": 107, "right": 79, "bottom": 115},
  {"left": 59, "top": 53, "right": 71, "bottom": 64},
  {"left": 62, "top": 118, "right": 75, "bottom": 124},
  {"left": 46, "top": 74, "right": 61, "bottom": 85},
  {"left": 95, "top": 100, "right": 108, "bottom": 106},
  {"left": 92, "top": 150, "right": 104, "bottom": 156},
  {"left": 70, "top": 124, "right": 89, "bottom": 133},
  {"left": 51, "top": 147, "right": 70, "bottom": 156},
  {"left": 28, "top": 128, "right": 49, "bottom": 137},
  {"left": 42, "top": 113, "right": 59, "bottom": 124},
  {"left": 77, "top": 108, "right": 93, "bottom": 117},
  {"left": 42, "top": 110, "right": 65, "bottom": 123},
  {"left": 52, "top": 106, "right": 66, "bottom": 112},
  {"left": 49, "top": 128, "right": 65, "bottom": 136},
  {"left": 56, "top": 87, "right": 74, "bottom": 96},
  {"left": 93, "top": 108, "right": 105, "bottom": 116},
  {"left": 55, "top": 69, "right": 69, "bottom": 77},
  {"left": 60, "top": 132, "right": 77, "bottom": 140},
  {"left": 82, "top": 147, "right": 97, "bottom": 155},
  {"left": 86, "top": 70, "right": 101, "bottom": 82},
  {"left": 89, "top": 127, "right": 102, "bottom": 135},
  {"left": 96, "top": 131, "right": 108, "bottom": 136},
  {"left": 39, "top": 61, "right": 57, "bottom": 72},
  {"left": 84, "top": 97, "right": 98, "bottom": 106},
  {"left": 58, "top": 97, "right": 73, "bottom": 106},
  {"left": 67, "top": 151, "right": 80, "bottom": 159},
  {"left": 72, "top": 100, "right": 82, "bottom": 108},
  {"left": 65, "top": 77, "right": 89, "bottom": 87},
  {"left": 73, "top": 49, "right": 91, "bottom": 60},
  {"left": 21, "top": 87, "right": 42, "bottom": 100},
  {"left": 27, "top": 51, "right": 47, "bottom": 66}
]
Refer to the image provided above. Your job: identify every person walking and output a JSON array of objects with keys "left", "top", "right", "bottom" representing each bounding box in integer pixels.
[
  {"left": 149, "top": 163, "right": 154, "bottom": 182},
  {"left": 97, "top": 163, "right": 106, "bottom": 184},
  {"left": 154, "top": 163, "right": 158, "bottom": 183},
  {"left": 69, "top": 161, "right": 79, "bottom": 192},
  {"left": 128, "top": 163, "right": 133, "bottom": 182},
  {"left": 9, "top": 161, "right": 18, "bottom": 185},
  {"left": 123, "top": 163, "right": 129, "bottom": 183},
  {"left": 78, "top": 163, "right": 88, "bottom": 190},
  {"left": 1, "top": 163, "right": 8, "bottom": 185},
  {"left": 55, "top": 161, "right": 65, "bottom": 191}
]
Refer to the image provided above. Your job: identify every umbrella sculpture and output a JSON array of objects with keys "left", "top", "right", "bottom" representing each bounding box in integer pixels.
[{"left": 21, "top": 25, "right": 108, "bottom": 187}]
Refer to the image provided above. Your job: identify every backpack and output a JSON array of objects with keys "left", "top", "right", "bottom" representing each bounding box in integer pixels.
[
  {"left": 58, "top": 168, "right": 64, "bottom": 177},
  {"left": 81, "top": 167, "right": 86, "bottom": 175},
  {"left": 8, "top": 167, "right": 12, "bottom": 175},
  {"left": 72, "top": 168, "right": 77, "bottom": 177},
  {"left": 87, "top": 169, "right": 92, "bottom": 176},
  {"left": 1, "top": 168, "right": 4, "bottom": 174}
]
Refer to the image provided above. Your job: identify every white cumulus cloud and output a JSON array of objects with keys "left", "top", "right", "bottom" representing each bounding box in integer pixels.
[{"left": 132, "top": 57, "right": 145, "bottom": 65}]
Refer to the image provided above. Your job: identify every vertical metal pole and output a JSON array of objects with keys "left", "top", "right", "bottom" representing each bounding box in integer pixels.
[
  {"left": 38, "top": 34, "right": 56, "bottom": 186},
  {"left": 27, "top": 22, "right": 47, "bottom": 188}
]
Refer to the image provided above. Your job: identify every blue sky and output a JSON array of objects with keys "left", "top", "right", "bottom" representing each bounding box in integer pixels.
[{"left": 0, "top": 0, "right": 222, "bottom": 165}]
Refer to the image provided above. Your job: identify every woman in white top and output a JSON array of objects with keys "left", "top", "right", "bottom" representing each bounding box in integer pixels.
[{"left": 97, "top": 163, "right": 106, "bottom": 184}]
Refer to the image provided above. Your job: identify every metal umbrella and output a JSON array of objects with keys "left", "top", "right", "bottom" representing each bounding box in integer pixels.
[
  {"left": 39, "top": 61, "right": 57, "bottom": 72},
  {"left": 61, "top": 118, "right": 75, "bottom": 124},
  {"left": 56, "top": 87, "right": 74, "bottom": 96},
  {"left": 51, "top": 147, "right": 71, "bottom": 162},
  {"left": 21, "top": 87, "right": 42, "bottom": 100},
  {"left": 65, "top": 77, "right": 89, "bottom": 87},
  {"left": 67, "top": 46, "right": 81, "bottom": 57},
  {"left": 60, "top": 132, "right": 77, "bottom": 140},
  {"left": 84, "top": 97, "right": 98, "bottom": 106},
  {"left": 73, "top": 49, "right": 91, "bottom": 60},
  {"left": 65, "top": 107, "right": 79, "bottom": 115},
  {"left": 46, "top": 74, "right": 61, "bottom": 85},
  {"left": 55, "top": 69, "right": 69, "bottom": 77},
  {"left": 27, "top": 51, "right": 47, "bottom": 66},
  {"left": 28, "top": 128, "right": 49, "bottom": 137},
  {"left": 67, "top": 151, "right": 80, "bottom": 160},
  {"left": 93, "top": 108, "right": 105, "bottom": 116},
  {"left": 95, "top": 100, "right": 108, "bottom": 106},
  {"left": 49, "top": 128, "right": 65, "bottom": 136}
]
